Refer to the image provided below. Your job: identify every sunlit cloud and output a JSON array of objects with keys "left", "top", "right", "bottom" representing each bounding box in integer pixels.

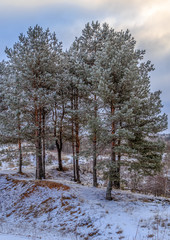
[
  {"left": 1, "top": 0, "right": 169, "bottom": 58},
  {"left": 0, "top": 0, "right": 168, "bottom": 14},
  {"left": 0, "top": 0, "right": 170, "bottom": 131},
  {"left": 0, "top": 0, "right": 108, "bottom": 10},
  {"left": 100, "top": 0, "right": 170, "bottom": 60},
  {"left": 0, "top": 0, "right": 166, "bottom": 10}
]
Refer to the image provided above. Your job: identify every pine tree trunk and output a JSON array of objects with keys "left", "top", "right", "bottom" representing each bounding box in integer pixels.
[
  {"left": 93, "top": 134, "right": 97, "bottom": 187},
  {"left": 18, "top": 138, "right": 22, "bottom": 173},
  {"left": 71, "top": 97, "right": 76, "bottom": 181},
  {"left": 58, "top": 149, "right": 62, "bottom": 171},
  {"left": 114, "top": 153, "right": 121, "bottom": 189},
  {"left": 114, "top": 140, "right": 121, "bottom": 189},
  {"left": 17, "top": 113, "right": 22, "bottom": 174},
  {"left": 42, "top": 109, "right": 46, "bottom": 179},
  {"left": 72, "top": 145, "right": 76, "bottom": 181},
  {"left": 75, "top": 92, "right": 80, "bottom": 183},
  {"left": 36, "top": 135, "right": 43, "bottom": 179},
  {"left": 35, "top": 107, "right": 43, "bottom": 179},
  {"left": 37, "top": 137, "right": 43, "bottom": 179},
  {"left": 114, "top": 120, "right": 122, "bottom": 189},
  {"left": 106, "top": 178, "right": 113, "bottom": 200},
  {"left": 56, "top": 130, "right": 63, "bottom": 171},
  {"left": 75, "top": 121, "right": 80, "bottom": 183},
  {"left": 106, "top": 146, "right": 116, "bottom": 200},
  {"left": 56, "top": 143, "right": 62, "bottom": 171},
  {"left": 42, "top": 138, "right": 46, "bottom": 178},
  {"left": 93, "top": 94, "right": 98, "bottom": 187},
  {"left": 106, "top": 103, "right": 115, "bottom": 200}
]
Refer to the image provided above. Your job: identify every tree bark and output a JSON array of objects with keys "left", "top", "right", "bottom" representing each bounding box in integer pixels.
[
  {"left": 117, "top": 151, "right": 121, "bottom": 188},
  {"left": 106, "top": 177, "right": 113, "bottom": 200},
  {"left": 53, "top": 101, "right": 65, "bottom": 172},
  {"left": 114, "top": 139, "right": 121, "bottom": 189},
  {"left": 75, "top": 92, "right": 80, "bottom": 183},
  {"left": 56, "top": 142, "right": 63, "bottom": 171},
  {"left": 75, "top": 121, "right": 80, "bottom": 183},
  {"left": 42, "top": 108, "right": 46, "bottom": 179},
  {"left": 114, "top": 118, "right": 122, "bottom": 189},
  {"left": 17, "top": 113, "right": 22, "bottom": 173},
  {"left": 72, "top": 142, "right": 76, "bottom": 181},
  {"left": 71, "top": 95, "right": 76, "bottom": 181},
  {"left": 93, "top": 133, "right": 97, "bottom": 187},
  {"left": 35, "top": 107, "right": 43, "bottom": 179},
  {"left": 18, "top": 137, "right": 22, "bottom": 173},
  {"left": 106, "top": 103, "right": 115, "bottom": 200},
  {"left": 93, "top": 94, "right": 98, "bottom": 187},
  {"left": 56, "top": 130, "right": 63, "bottom": 171}
]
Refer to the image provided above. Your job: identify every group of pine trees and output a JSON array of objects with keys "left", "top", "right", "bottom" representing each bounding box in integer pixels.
[{"left": 0, "top": 22, "right": 167, "bottom": 199}]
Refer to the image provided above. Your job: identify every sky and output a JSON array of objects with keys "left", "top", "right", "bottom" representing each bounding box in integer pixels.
[{"left": 0, "top": 0, "right": 170, "bottom": 132}]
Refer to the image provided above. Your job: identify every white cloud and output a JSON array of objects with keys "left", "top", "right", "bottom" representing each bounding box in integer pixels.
[
  {"left": 0, "top": 0, "right": 108, "bottom": 10},
  {"left": 1, "top": 0, "right": 169, "bottom": 59},
  {"left": 99, "top": 0, "right": 170, "bottom": 60},
  {"left": 0, "top": 0, "right": 168, "bottom": 11},
  {"left": 0, "top": 0, "right": 169, "bottom": 131}
]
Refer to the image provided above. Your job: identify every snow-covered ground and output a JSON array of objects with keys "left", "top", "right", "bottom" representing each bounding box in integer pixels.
[
  {"left": 0, "top": 233, "right": 39, "bottom": 240},
  {"left": 0, "top": 173, "right": 169, "bottom": 240},
  {"left": 0, "top": 145, "right": 169, "bottom": 240}
]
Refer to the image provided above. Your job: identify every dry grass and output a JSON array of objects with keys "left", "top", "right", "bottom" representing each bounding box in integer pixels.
[
  {"left": 2, "top": 176, "right": 74, "bottom": 219},
  {"left": 88, "top": 230, "right": 99, "bottom": 237},
  {"left": 2, "top": 175, "right": 71, "bottom": 217},
  {"left": 20, "top": 185, "right": 38, "bottom": 200},
  {"left": 147, "top": 234, "right": 154, "bottom": 238},
  {"left": 3, "top": 175, "right": 70, "bottom": 191},
  {"left": 56, "top": 166, "right": 69, "bottom": 171},
  {"left": 13, "top": 172, "right": 31, "bottom": 177},
  {"left": 116, "top": 230, "right": 123, "bottom": 234},
  {"left": 34, "top": 180, "right": 70, "bottom": 190}
]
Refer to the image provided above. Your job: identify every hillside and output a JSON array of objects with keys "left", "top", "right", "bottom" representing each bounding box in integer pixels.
[{"left": 0, "top": 172, "right": 169, "bottom": 240}]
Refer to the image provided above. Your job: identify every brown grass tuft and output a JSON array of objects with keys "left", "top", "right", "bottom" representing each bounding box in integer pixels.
[
  {"left": 56, "top": 166, "right": 69, "bottom": 171},
  {"left": 88, "top": 230, "right": 99, "bottom": 237},
  {"left": 20, "top": 185, "right": 38, "bottom": 199},
  {"left": 147, "top": 234, "right": 154, "bottom": 238},
  {"left": 116, "top": 230, "right": 123, "bottom": 234},
  {"left": 4, "top": 175, "right": 70, "bottom": 191},
  {"left": 34, "top": 180, "right": 70, "bottom": 190}
]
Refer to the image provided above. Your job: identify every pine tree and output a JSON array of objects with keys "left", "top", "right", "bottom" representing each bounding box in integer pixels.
[
  {"left": 68, "top": 41, "right": 89, "bottom": 183},
  {"left": 5, "top": 25, "right": 62, "bottom": 179},
  {"left": 91, "top": 28, "right": 167, "bottom": 199},
  {"left": 50, "top": 52, "right": 70, "bottom": 171},
  {"left": 74, "top": 21, "right": 110, "bottom": 186},
  {"left": 0, "top": 22, "right": 167, "bottom": 198},
  {"left": 0, "top": 63, "right": 27, "bottom": 172}
]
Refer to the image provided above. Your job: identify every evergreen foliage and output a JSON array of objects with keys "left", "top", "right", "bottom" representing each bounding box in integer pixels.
[
  {"left": 0, "top": 22, "right": 167, "bottom": 199},
  {"left": 4, "top": 25, "right": 62, "bottom": 179}
]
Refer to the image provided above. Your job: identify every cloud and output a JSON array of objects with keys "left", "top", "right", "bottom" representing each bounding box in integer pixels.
[
  {"left": 0, "top": 0, "right": 169, "bottom": 131},
  {"left": 133, "top": 10, "right": 170, "bottom": 58},
  {"left": 1, "top": 0, "right": 169, "bottom": 59},
  {"left": 99, "top": 0, "right": 170, "bottom": 60},
  {"left": 0, "top": 0, "right": 108, "bottom": 10},
  {"left": 1, "top": 0, "right": 170, "bottom": 64},
  {"left": 0, "top": 0, "right": 165, "bottom": 10},
  {"left": 0, "top": 0, "right": 168, "bottom": 15}
]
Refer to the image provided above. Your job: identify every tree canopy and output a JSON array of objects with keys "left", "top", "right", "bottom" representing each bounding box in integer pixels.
[{"left": 0, "top": 22, "right": 167, "bottom": 199}]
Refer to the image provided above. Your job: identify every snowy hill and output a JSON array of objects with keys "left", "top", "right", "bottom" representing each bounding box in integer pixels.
[{"left": 0, "top": 173, "right": 169, "bottom": 240}]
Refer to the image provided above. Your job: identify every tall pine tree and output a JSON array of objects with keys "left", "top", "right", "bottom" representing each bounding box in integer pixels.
[
  {"left": 91, "top": 28, "right": 167, "bottom": 199},
  {"left": 5, "top": 25, "right": 62, "bottom": 179}
]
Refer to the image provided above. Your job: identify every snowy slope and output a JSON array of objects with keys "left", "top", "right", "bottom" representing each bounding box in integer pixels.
[
  {"left": 0, "top": 233, "right": 39, "bottom": 240},
  {"left": 0, "top": 174, "right": 169, "bottom": 240}
]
